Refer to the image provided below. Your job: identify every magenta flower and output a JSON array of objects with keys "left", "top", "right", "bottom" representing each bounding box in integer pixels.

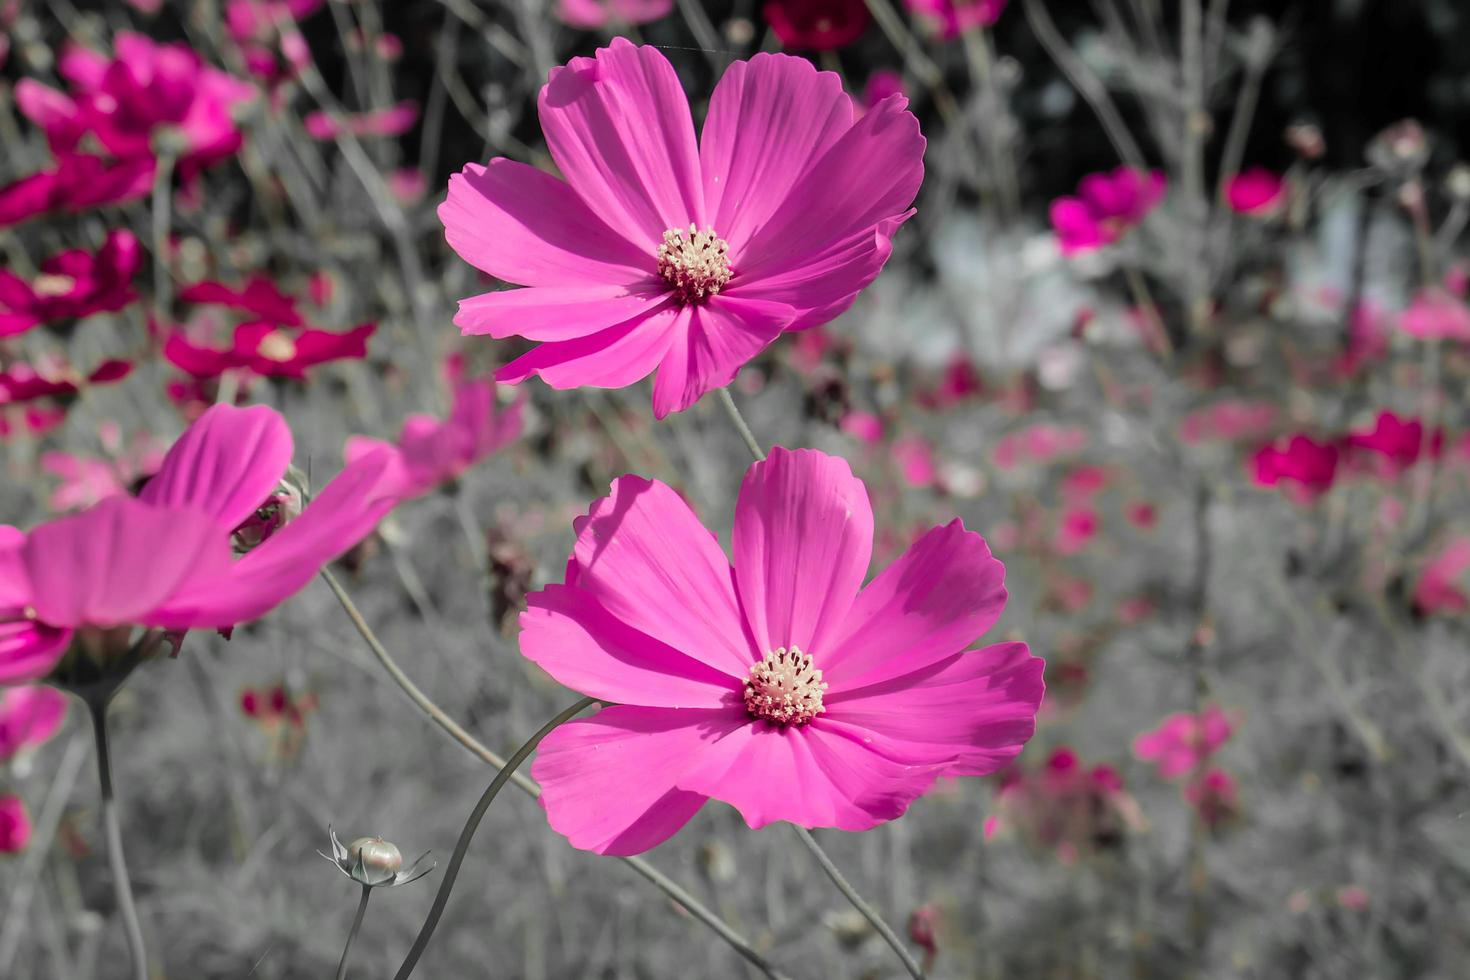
[
  {"left": 0, "top": 685, "right": 67, "bottom": 761},
  {"left": 1133, "top": 705, "right": 1233, "bottom": 780},
  {"left": 1178, "top": 399, "right": 1277, "bottom": 444},
  {"left": 0, "top": 359, "right": 132, "bottom": 405},
  {"left": 165, "top": 321, "right": 375, "bottom": 381},
  {"left": 1413, "top": 536, "right": 1470, "bottom": 616},
  {"left": 0, "top": 154, "right": 156, "bottom": 229},
  {"left": 864, "top": 70, "right": 907, "bottom": 111},
  {"left": 1400, "top": 288, "right": 1470, "bottom": 341},
  {"left": 0, "top": 230, "right": 142, "bottom": 336},
  {"left": 440, "top": 40, "right": 923, "bottom": 418},
  {"left": 1251, "top": 434, "right": 1339, "bottom": 503},
  {"left": 0, "top": 405, "right": 400, "bottom": 685},
  {"left": 763, "top": 0, "right": 873, "bottom": 50},
  {"left": 178, "top": 277, "right": 304, "bottom": 327},
  {"left": 1344, "top": 411, "right": 1441, "bottom": 479},
  {"left": 557, "top": 0, "right": 672, "bottom": 28},
  {"left": 345, "top": 355, "right": 525, "bottom": 499},
  {"left": 42, "top": 431, "right": 163, "bottom": 513},
  {"left": 989, "top": 746, "right": 1142, "bottom": 862},
  {"left": 991, "top": 424, "right": 1088, "bottom": 470},
  {"left": 1184, "top": 767, "right": 1239, "bottom": 828},
  {"left": 522, "top": 447, "right": 1042, "bottom": 855},
  {"left": 1224, "top": 167, "right": 1287, "bottom": 216},
  {"left": 1050, "top": 166, "right": 1166, "bottom": 256},
  {"left": 906, "top": 0, "right": 1008, "bottom": 40},
  {"left": 304, "top": 101, "right": 420, "bottom": 140},
  {"left": 0, "top": 795, "right": 30, "bottom": 853}
]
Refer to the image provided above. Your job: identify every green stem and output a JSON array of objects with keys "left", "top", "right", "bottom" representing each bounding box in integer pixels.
[
  {"left": 335, "top": 884, "right": 372, "bottom": 980},
  {"left": 393, "top": 697, "right": 598, "bottom": 980},
  {"left": 792, "top": 826, "right": 926, "bottom": 980},
  {"left": 150, "top": 152, "right": 176, "bottom": 319},
  {"left": 717, "top": 387, "right": 766, "bottom": 462},
  {"left": 88, "top": 699, "right": 148, "bottom": 980}
]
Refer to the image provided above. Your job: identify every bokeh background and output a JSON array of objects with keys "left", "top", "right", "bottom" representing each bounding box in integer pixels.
[{"left": 5, "top": 0, "right": 1470, "bottom": 977}]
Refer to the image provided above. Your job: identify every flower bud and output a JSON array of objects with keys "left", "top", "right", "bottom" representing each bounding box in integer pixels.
[{"left": 348, "top": 836, "right": 403, "bottom": 884}]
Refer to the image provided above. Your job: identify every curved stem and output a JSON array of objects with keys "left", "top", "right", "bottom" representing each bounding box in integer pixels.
[
  {"left": 394, "top": 697, "right": 598, "bottom": 980},
  {"left": 335, "top": 884, "right": 373, "bottom": 980},
  {"left": 717, "top": 387, "right": 766, "bottom": 462},
  {"left": 88, "top": 700, "right": 148, "bottom": 980},
  {"left": 150, "top": 151, "right": 176, "bottom": 318},
  {"left": 320, "top": 569, "right": 791, "bottom": 980},
  {"left": 792, "top": 826, "right": 925, "bottom": 980}
]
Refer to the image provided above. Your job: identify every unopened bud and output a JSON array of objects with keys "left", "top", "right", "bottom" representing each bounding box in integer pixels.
[
  {"left": 348, "top": 837, "right": 403, "bottom": 880},
  {"left": 321, "top": 826, "right": 434, "bottom": 888}
]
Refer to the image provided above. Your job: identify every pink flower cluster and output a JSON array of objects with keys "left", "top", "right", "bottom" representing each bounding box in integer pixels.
[
  {"left": 1134, "top": 705, "right": 1239, "bottom": 828},
  {"left": 906, "top": 0, "right": 1009, "bottom": 40},
  {"left": 987, "top": 747, "right": 1142, "bottom": 862},
  {"left": 1050, "top": 166, "right": 1166, "bottom": 255},
  {"left": 0, "top": 231, "right": 142, "bottom": 336}
]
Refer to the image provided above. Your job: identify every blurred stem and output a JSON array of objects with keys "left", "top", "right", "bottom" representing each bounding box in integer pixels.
[
  {"left": 717, "top": 387, "right": 766, "bottom": 462},
  {"left": 88, "top": 698, "right": 148, "bottom": 980},
  {"left": 1214, "top": 33, "right": 1267, "bottom": 206},
  {"left": 1123, "top": 266, "right": 1172, "bottom": 360},
  {"left": 319, "top": 568, "right": 792, "bottom": 980},
  {"left": 335, "top": 885, "right": 373, "bottom": 980},
  {"left": 1022, "top": 0, "right": 1146, "bottom": 170},
  {"left": 675, "top": 0, "right": 725, "bottom": 67},
  {"left": 792, "top": 827, "right": 926, "bottom": 980},
  {"left": 861, "top": 0, "right": 971, "bottom": 163},
  {"left": 1180, "top": 0, "right": 1210, "bottom": 335},
  {"left": 960, "top": 26, "right": 1021, "bottom": 223},
  {"left": 150, "top": 151, "right": 176, "bottom": 320},
  {"left": 393, "top": 696, "right": 598, "bottom": 980}
]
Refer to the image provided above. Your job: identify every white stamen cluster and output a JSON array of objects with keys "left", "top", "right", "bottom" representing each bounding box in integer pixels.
[
  {"left": 744, "top": 646, "right": 827, "bottom": 726},
  {"left": 657, "top": 224, "right": 732, "bottom": 304}
]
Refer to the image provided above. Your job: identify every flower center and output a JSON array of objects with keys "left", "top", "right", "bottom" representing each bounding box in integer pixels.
[
  {"left": 744, "top": 646, "right": 827, "bottom": 726},
  {"left": 32, "top": 274, "right": 77, "bottom": 298},
  {"left": 657, "top": 224, "right": 731, "bottom": 304},
  {"left": 231, "top": 484, "right": 303, "bottom": 554}
]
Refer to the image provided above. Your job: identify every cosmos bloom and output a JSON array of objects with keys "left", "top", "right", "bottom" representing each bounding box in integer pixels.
[
  {"left": 0, "top": 230, "right": 142, "bottom": 336},
  {"left": 991, "top": 424, "right": 1087, "bottom": 470},
  {"left": 164, "top": 320, "right": 376, "bottom": 381},
  {"left": 1413, "top": 536, "right": 1470, "bottom": 615},
  {"left": 0, "top": 359, "right": 132, "bottom": 405},
  {"left": 0, "top": 404, "right": 400, "bottom": 685},
  {"left": 345, "top": 354, "right": 525, "bottom": 499},
  {"left": 1251, "top": 434, "right": 1339, "bottom": 503},
  {"left": 441, "top": 40, "right": 924, "bottom": 418},
  {"left": 0, "top": 154, "right": 156, "bottom": 228},
  {"left": 0, "top": 795, "right": 30, "bottom": 853},
  {"left": 0, "top": 685, "right": 68, "bottom": 762},
  {"left": 304, "top": 101, "right": 420, "bottom": 140},
  {"left": 985, "top": 747, "right": 1144, "bottom": 863},
  {"left": 16, "top": 33, "right": 254, "bottom": 179},
  {"left": 178, "top": 278, "right": 304, "bottom": 327},
  {"left": 763, "top": 0, "right": 872, "bottom": 50},
  {"left": 1050, "top": 166, "right": 1166, "bottom": 256},
  {"left": 1224, "top": 167, "right": 1287, "bottom": 216},
  {"left": 1344, "top": 411, "right": 1441, "bottom": 479},
  {"left": 1178, "top": 399, "right": 1277, "bottom": 444},
  {"left": 1184, "top": 768, "right": 1240, "bottom": 828},
  {"left": 523, "top": 447, "right": 1043, "bottom": 855},
  {"left": 1132, "top": 705, "right": 1233, "bottom": 780},
  {"left": 1399, "top": 289, "right": 1470, "bottom": 341},
  {"left": 42, "top": 430, "right": 164, "bottom": 513},
  {"left": 906, "top": 0, "right": 1008, "bottom": 40},
  {"left": 557, "top": 0, "right": 672, "bottom": 28}
]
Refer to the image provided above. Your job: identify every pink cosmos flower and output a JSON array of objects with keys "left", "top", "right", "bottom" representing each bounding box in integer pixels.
[
  {"left": 1344, "top": 411, "right": 1441, "bottom": 479},
  {"left": 1052, "top": 507, "right": 1098, "bottom": 556},
  {"left": 0, "top": 230, "right": 142, "bottom": 336},
  {"left": 164, "top": 321, "right": 376, "bottom": 381},
  {"left": 17, "top": 34, "right": 253, "bottom": 180},
  {"left": 864, "top": 71, "right": 907, "bottom": 111},
  {"left": 992, "top": 424, "right": 1088, "bottom": 470},
  {"left": 0, "top": 404, "right": 400, "bottom": 685},
  {"left": 1184, "top": 767, "right": 1239, "bottom": 828},
  {"left": 1413, "top": 536, "right": 1470, "bottom": 615},
  {"left": 304, "top": 101, "right": 420, "bottom": 140},
  {"left": 764, "top": 0, "right": 873, "bottom": 49},
  {"left": 42, "top": 430, "right": 164, "bottom": 513},
  {"left": 1133, "top": 705, "right": 1233, "bottom": 780},
  {"left": 522, "top": 447, "right": 1043, "bottom": 855},
  {"left": 839, "top": 410, "right": 885, "bottom": 445},
  {"left": 1400, "top": 289, "right": 1470, "bottom": 341},
  {"left": 178, "top": 277, "right": 304, "bottom": 327},
  {"left": 989, "top": 747, "right": 1142, "bottom": 861},
  {"left": 0, "top": 154, "right": 156, "bottom": 229},
  {"left": 1060, "top": 465, "right": 1109, "bottom": 500},
  {"left": 1179, "top": 399, "right": 1277, "bottom": 444},
  {"left": 0, "top": 685, "right": 67, "bottom": 761},
  {"left": 345, "top": 355, "right": 525, "bottom": 499},
  {"left": 1051, "top": 167, "right": 1166, "bottom": 256},
  {"left": 1224, "top": 167, "right": 1287, "bottom": 216},
  {"left": 1124, "top": 501, "right": 1157, "bottom": 530},
  {"left": 440, "top": 40, "right": 923, "bottom": 418},
  {"left": 917, "top": 355, "right": 982, "bottom": 409},
  {"left": 557, "top": 0, "right": 672, "bottom": 28},
  {"left": 0, "top": 795, "right": 30, "bottom": 853},
  {"left": 0, "top": 359, "right": 132, "bottom": 405},
  {"left": 0, "top": 406, "right": 66, "bottom": 442},
  {"left": 1251, "top": 434, "right": 1339, "bottom": 503},
  {"left": 893, "top": 436, "right": 938, "bottom": 489},
  {"left": 906, "top": 0, "right": 1008, "bottom": 40},
  {"left": 1333, "top": 302, "right": 1392, "bottom": 378}
]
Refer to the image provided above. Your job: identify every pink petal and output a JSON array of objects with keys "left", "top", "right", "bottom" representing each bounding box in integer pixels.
[
  {"left": 455, "top": 283, "right": 670, "bottom": 341},
  {"left": 699, "top": 53, "right": 853, "bottom": 254},
  {"left": 0, "top": 685, "right": 69, "bottom": 761},
  {"left": 571, "top": 474, "right": 753, "bottom": 677},
  {"left": 23, "top": 496, "right": 233, "bottom": 627},
  {"left": 0, "top": 527, "right": 30, "bottom": 609},
  {"left": 732, "top": 447, "right": 873, "bottom": 659},
  {"left": 496, "top": 303, "right": 682, "bottom": 390},
  {"left": 532, "top": 704, "right": 743, "bottom": 855},
  {"left": 139, "top": 403, "right": 293, "bottom": 531},
  {"left": 650, "top": 295, "right": 794, "bottom": 418},
  {"left": 824, "top": 641, "right": 1043, "bottom": 776},
  {"left": 1049, "top": 197, "right": 1106, "bottom": 254},
  {"left": 676, "top": 719, "right": 942, "bottom": 831},
  {"left": 521, "top": 584, "right": 736, "bottom": 708},
  {"left": 0, "top": 621, "right": 71, "bottom": 685},
  {"left": 440, "top": 159, "right": 651, "bottom": 287},
  {"left": 151, "top": 449, "right": 399, "bottom": 629},
  {"left": 538, "top": 38, "right": 704, "bottom": 246},
  {"left": 725, "top": 213, "right": 907, "bottom": 329},
  {"left": 821, "top": 519, "right": 1007, "bottom": 691},
  {"left": 733, "top": 95, "right": 923, "bottom": 282}
]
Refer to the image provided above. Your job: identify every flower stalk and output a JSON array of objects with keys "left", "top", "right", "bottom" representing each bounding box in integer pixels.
[
  {"left": 88, "top": 695, "right": 148, "bottom": 980},
  {"left": 334, "top": 884, "right": 372, "bottom": 980}
]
